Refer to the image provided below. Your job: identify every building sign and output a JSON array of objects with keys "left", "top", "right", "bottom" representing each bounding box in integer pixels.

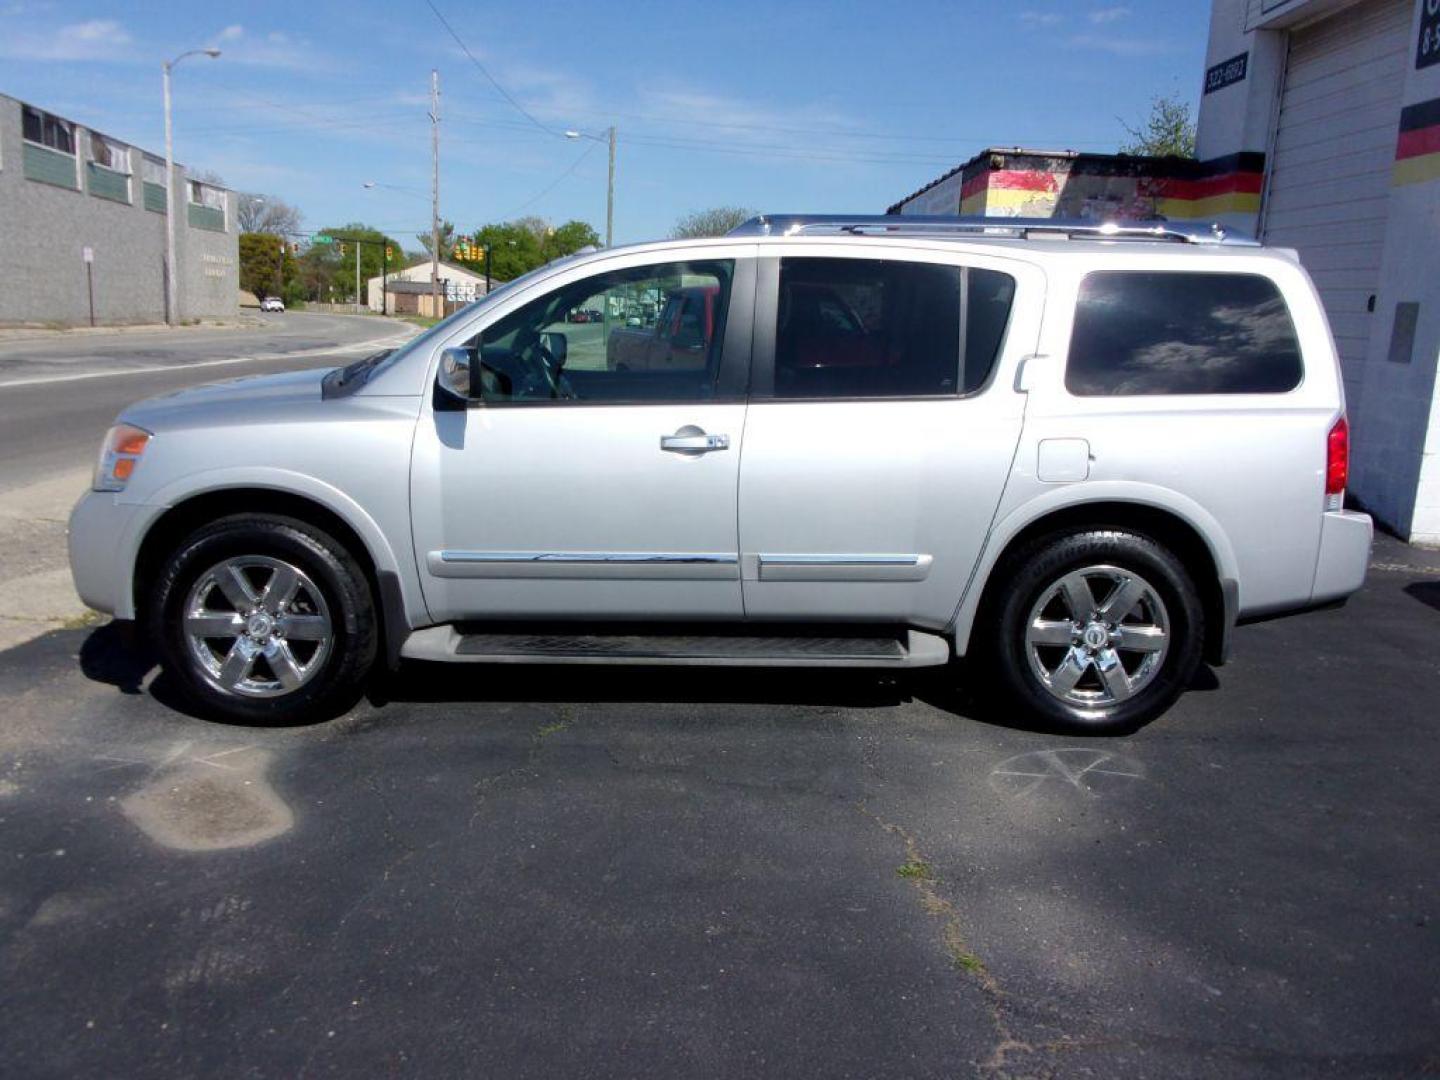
[
  {"left": 1420, "top": 0, "right": 1440, "bottom": 70},
  {"left": 444, "top": 280, "right": 477, "bottom": 302},
  {"left": 1205, "top": 52, "right": 1248, "bottom": 94}
]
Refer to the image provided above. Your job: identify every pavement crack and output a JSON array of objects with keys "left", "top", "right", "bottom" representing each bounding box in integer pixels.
[
  {"left": 858, "top": 802, "right": 1040, "bottom": 1078},
  {"left": 466, "top": 705, "right": 580, "bottom": 827}
]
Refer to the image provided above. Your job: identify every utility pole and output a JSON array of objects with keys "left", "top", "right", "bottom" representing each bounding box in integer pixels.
[
  {"left": 161, "top": 47, "right": 220, "bottom": 326},
  {"left": 354, "top": 240, "right": 361, "bottom": 315},
  {"left": 429, "top": 69, "right": 441, "bottom": 319},
  {"left": 606, "top": 125, "right": 616, "bottom": 248}
]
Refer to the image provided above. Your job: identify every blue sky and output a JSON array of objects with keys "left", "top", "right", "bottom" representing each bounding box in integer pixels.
[{"left": 0, "top": 1, "right": 1209, "bottom": 248}]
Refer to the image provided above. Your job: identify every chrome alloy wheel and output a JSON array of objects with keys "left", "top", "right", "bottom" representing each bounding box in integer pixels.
[
  {"left": 182, "top": 556, "right": 333, "bottom": 698},
  {"left": 1024, "top": 564, "right": 1170, "bottom": 709}
]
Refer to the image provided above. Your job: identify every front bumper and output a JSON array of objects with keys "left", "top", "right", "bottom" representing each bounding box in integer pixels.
[
  {"left": 1312, "top": 509, "right": 1373, "bottom": 604},
  {"left": 68, "top": 490, "right": 160, "bottom": 619}
]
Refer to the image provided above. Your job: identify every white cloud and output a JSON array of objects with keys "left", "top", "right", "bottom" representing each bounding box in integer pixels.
[
  {"left": 1089, "top": 6, "right": 1131, "bottom": 23},
  {"left": 1019, "top": 11, "right": 1064, "bottom": 27},
  {"left": 1068, "top": 33, "right": 1172, "bottom": 56},
  {"left": 218, "top": 24, "right": 244, "bottom": 41},
  {"left": 0, "top": 18, "right": 133, "bottom": 61}
]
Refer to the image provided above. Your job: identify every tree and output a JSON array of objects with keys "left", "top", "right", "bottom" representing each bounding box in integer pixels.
[
  {"left": 1118, "top": 94, "right": 1197, "bottom": 158},
  {"left": 238, "top": 232, "right": 297, "bottom": 301},
  {"left": 417, "top": 220, "right": 456, "bottom": 262},
  {"left": 460, "top": 218, "right": 600, "bottom": 282},
  {"left": 672, "top": 206, "right": 756, "bottom": 239},
  {"left": 237, "top": 193, "right": 303, "bottom": 236},
  {"left": 312, "top": 223, "right": 405, "bottom": 302}
]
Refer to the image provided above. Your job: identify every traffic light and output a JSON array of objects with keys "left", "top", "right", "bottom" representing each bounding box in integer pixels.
[
  {"left": 339, "top": 242, "right": 346, "bottom": 256},
  {"left": 385, "top": 245, "right": 393, "bottom": 260}
]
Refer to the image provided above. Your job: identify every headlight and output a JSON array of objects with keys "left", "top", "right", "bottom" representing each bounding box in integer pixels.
[{"left": 94, "top": 423, "right": 152, "bottom": 492}]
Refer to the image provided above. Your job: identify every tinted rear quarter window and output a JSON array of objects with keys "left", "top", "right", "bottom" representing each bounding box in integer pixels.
[
  {"left": 1066, "top": 271, "right": 1303, "bottom": 396},
  {"left": 773, "top": 258, "right": 1015, "bottom": 399}
]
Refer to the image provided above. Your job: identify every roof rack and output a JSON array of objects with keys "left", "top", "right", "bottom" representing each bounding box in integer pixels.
[{"left": 727, "top": 214, "right": 1260, "bottom": 247}]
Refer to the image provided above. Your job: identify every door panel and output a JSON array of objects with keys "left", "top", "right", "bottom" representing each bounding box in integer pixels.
[
  {"left": 410, "top": 253, "right": 755, "bottom": 622},
  {"left": 412, "top": 403, "right": 748, "bottom": 620},
  {"left": 738, "top": 250, "right": 1043, "bottom": 628}
]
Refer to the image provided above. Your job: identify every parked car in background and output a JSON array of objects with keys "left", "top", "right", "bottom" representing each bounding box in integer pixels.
[
  {"left": 260, "top": 297, "right": 285, "bottom": 313},
  {"left": 606, "top": 284, "right": 719, "bottom": 371},
  {"left": 69, "top": 214, "right": 1371, "bottom": 732}
]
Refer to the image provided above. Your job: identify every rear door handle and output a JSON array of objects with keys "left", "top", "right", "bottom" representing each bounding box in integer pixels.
[{"left": 660, "top": 431, "right": 729, "bottom": 453}]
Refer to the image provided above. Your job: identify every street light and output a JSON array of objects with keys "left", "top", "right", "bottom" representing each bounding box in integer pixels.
[
  {"left": 163, "top": 46, "right": 221, "bottom": 326},
  {"left": 565, "top": 126, "right": 616, "bottom": 248}
]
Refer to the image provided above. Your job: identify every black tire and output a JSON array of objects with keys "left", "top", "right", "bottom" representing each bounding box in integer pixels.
[
  {"left": 981, "top": 528, "right": 1205, "bottom": 734},
  {"left": 150, "top": 514, "right": 377, "bottom": 725}
]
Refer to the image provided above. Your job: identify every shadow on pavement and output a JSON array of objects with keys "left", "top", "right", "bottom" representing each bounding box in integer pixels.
[
  {"left": 1404, "top": 581, "right": 1440, "bottom": 614},
  {"left": 75, "top": 619, "right": 1211, "bottom": 737}
]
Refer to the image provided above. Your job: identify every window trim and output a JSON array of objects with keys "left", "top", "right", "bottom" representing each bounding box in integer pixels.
[
  {"left": 748, "top": 254, "right": 1017, "bottom": 404},
  {"left": 1061, "top": 268, "right": 1306, "bottom": 399},
  {"left": 445, "top": 255, "right": 758, "bottom": 410}
]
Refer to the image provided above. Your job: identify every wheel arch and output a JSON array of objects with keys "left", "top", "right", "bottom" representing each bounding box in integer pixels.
[
  {"left": 953, "top": 494, "right": 1238, "bottom": 667},
  {"left": 133, "top": 481, "right": 419, "bottom": 669}
]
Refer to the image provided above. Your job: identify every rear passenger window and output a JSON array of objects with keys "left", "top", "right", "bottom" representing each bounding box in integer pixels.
[
  {"left": 773, "top": 258, "right": 1015, "bottom": 399},
  {"left": 1066, "top": 272, "right": 1303, "bottom": 396}
]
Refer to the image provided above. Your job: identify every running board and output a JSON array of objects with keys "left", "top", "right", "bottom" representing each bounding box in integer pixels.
[{"left": 399, "top": 625, "right": 951, "bottom": 668}]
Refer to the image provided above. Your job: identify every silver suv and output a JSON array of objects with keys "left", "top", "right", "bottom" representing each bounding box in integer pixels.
[{"left": 68, "top": 215, "right": 1373, "bottom": 733}]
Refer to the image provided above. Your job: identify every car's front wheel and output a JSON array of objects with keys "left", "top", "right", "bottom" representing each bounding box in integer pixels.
[
  {"left": 151, "top": 514, "right": 377, "bottom": 725},
  {"left": 985, "top": 529, "right": 1205, "bottom": 734}
]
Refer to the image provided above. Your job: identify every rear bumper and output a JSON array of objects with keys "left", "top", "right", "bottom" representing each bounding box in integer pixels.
[{"left": 1311, "top": 510, "right": 1373, "bottom": 604}]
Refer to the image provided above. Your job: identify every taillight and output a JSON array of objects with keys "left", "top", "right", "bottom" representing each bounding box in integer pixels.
[{"left": 1325, "top": 415, "right": 1348, "bottom": 509}]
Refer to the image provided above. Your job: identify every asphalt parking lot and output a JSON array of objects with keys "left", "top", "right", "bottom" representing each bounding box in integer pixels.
[{"left": 1, "top": 537, "right": 1437, "bottom": 1079}]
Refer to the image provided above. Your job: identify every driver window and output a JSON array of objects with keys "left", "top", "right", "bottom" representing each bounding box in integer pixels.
[{"left": 464, "top": 259, "right": 734, "bottom": 404}]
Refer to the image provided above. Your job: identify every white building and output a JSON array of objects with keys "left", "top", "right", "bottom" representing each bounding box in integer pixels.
[
  {"left": 1196, "top": 0, "right": 1440, "bottom": 543},
  {"left": 366, "top": 260, "right": 491, "bottom": 316}
]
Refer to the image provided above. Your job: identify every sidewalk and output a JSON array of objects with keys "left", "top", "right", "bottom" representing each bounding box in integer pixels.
[{"left": 0, "top": 318, "right": 266, "bottom": 343}]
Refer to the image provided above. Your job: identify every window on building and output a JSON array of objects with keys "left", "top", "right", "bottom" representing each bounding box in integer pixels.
[
  {"left": 21, "top": 105, "right": 74, "bottom": 154},
  {"left": 142, "top": 157, "right": 166, "bottom": 185},
  {"left": 771, "top": 258, "right": 1015, "bottom": 399},
  {"left": 89, "top": 132, "right": 130, "bottom": 173},
  {"left": 188, "top": 180, "right": 225, "bottom": 209},
  {"left": 1065, "top": 271, "right": 1304, "bottom": 396}
]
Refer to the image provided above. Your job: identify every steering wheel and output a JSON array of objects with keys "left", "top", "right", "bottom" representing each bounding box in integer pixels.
[{"left": 511, "top": 327, "right": 571, "bottom": 399}]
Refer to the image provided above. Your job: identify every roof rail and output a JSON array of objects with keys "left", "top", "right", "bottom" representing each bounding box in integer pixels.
[{"left": 727, "top": 214, "right": 1260, "bottom": 247}]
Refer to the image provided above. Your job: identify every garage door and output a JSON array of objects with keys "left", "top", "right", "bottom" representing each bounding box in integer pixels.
[{"left": 1262, "top": 0, "right": 1412, "bottom": 408}]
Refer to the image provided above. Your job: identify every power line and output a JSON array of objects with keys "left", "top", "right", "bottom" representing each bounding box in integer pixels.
[
  {"left": 495, "top": 141, "right": 600, "bottom": 220},
  {"left": 424, "top": 0, "right": 563, "bottom": 138}
]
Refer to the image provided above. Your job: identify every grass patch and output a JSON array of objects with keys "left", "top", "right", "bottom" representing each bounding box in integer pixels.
[
  {"left": 399, "top": 315, "right": 440, "bottom": 329},
  {"left": 536, "top": 721, "right": 569, "bottom": 739},
  {"left": 953, "top": 951, "right": 985, "bottom": 974},
  {"left": 897, "top": 859, "right": 933, "bottom": 880}
]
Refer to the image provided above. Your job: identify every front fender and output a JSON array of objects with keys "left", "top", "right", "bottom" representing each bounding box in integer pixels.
[{"left": 115, "top": 467, "right": 427, "bottom": 627}]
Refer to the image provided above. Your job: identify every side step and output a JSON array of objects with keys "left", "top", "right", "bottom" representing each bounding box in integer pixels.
[{"left": 399, "top": 625, "right": 951, "bottom": 668}]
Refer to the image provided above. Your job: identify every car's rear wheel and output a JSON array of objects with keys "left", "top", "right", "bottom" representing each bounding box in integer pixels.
[
  {"left": 984, "top": 529, "right": 1204, "bottom": 734},
  {"left": 151, "top": 514, "right": 377, "bottom": 725}
]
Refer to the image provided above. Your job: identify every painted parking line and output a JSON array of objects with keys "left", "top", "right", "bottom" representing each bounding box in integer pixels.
[{"left": 0, "top": 333, "right": 416, "bottom": 390}]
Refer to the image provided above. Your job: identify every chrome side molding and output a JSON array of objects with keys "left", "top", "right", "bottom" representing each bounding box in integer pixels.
[
  {"left": 428, "top": 550, "right": 740, "bottom": 581},
  {"left": 756, "top": 553, "right": 933, "bottom": 583}
]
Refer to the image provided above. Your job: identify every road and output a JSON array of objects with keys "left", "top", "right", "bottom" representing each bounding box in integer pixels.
[
  {"left": 0, "top": 311, "right": 415, "bottom": 490},
  {"left": 0, "top": 312, "right": 417, "bottom": 650},
  {"left": 0, "top": 540, "right": 1436, "bottom": 1078}
]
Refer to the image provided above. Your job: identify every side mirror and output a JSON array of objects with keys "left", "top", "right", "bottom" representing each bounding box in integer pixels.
[
  {"left": 437, "top": 346, "right": 473, "bottom": 401},
  {"left": 540, "top": 331, "right": 568, "bottom": 367}
]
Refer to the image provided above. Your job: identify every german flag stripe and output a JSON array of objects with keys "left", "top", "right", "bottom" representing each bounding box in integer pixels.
[{"left": 1395, "top": 96, "right": 1440, "bottom": 186}]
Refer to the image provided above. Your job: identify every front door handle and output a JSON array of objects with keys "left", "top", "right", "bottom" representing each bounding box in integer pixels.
[{"left": 660, "top": 429, "right": 729, "bottom": 454}]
